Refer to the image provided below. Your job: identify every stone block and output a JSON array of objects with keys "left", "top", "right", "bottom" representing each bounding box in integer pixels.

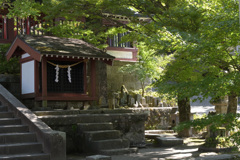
[
  {"left": 135, "top": 94, "right": 142, "bottom": 103},
  {"left": 84, "top": 102, "right": 90, "bottom": 110},
  {"left": 155, "top": 137, "right": 183, "bottom": 147},
  {"left": 86, "top": 155, "right": 112, "bottom": 160},
  {"left": 152, "top": 98, "right": 158, "bottom": 107},
  {"left": 99, "top": 96, "right": 107, "bottom": 106},
  {"left": 158, "top": 103, "right": 163, "bottom": 107},
  {"left": 162, "top": 101, "right": 168, "bottom": 107},
  {"left": 129, "top": 97, "right": 135, "bottom": 107},
  {"left": 140, "top": 97, "right": 147, "bottom": 107},
  {"left": 108, "top": 98, "right": 115, "bottom": 109},
  {"left": 156, "top": 98, "right": 161, "bottom": 106},
  {"left": 145, "top": 96, "right": 150, "bottom": 104}
]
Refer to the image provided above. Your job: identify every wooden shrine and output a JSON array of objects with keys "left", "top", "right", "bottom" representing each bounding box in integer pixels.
[{"left": 6, "top": 35, "right": 114, "bottom": 102}]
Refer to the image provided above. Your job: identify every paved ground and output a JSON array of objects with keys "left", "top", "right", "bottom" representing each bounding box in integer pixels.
[{"left": 67, "top": 137, "right": 240, "bottom": 160}]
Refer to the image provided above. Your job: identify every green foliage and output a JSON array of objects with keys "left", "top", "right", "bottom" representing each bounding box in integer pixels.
[
  {"left": 0, "top": 44, "right": 19, "bottom": 75},
  {"left": 6, "top": 0, "right": 41, "bottom": 19},
  {"left": 4, "top": 0, "right": 240, "bottom": 103},
  {"left": 174, "top": 113, "right": 240, "bottom": 148},
  {"left": 120, "top": 43, "right": 172, "bottom": 96}
]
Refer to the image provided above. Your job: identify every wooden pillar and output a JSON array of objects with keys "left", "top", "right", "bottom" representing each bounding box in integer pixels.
[
  {"left": 3, "top": 17, "right": 7, "bottom": 39},
  {"left": 7, "top": 18, "right": 15, "bottom": 41},
  {"left": 90, "top": 60, "right": 96, "bottom": 98},
  {"left": 84, "top": 61, "right": 87, "bottom": 94},
  {"left": 42, "top": 57, "right": 48, "bottom": 107},
  {"left": 26, "top": 17, "right": 30, "bottom": 35},
  {"left": 34, "top": 60, "right": 39, "bottom": 97}
]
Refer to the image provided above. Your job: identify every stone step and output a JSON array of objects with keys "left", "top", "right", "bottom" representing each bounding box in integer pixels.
[
  {"left": 0, "top": 118, "right": 21, "bottom": 126},
  {"left": 0, "top": 132, "right": 37, "bottom": 144},
  {"left": 84, "top": 130, "right": 121, "bottom": 141},
  {"left": 0, "top": 112, "right": 14, "bottom": 119},
  {"left": 34, "top": 110, "right": 80, "bottom": 116},
  {"left": 91, "top": 139, "right": 129, "bottom": 152},
  {"left": 0, "top": 125, "right": 29, "bottom": 133},
  {"left": 0, "top": 153, "right": 50, "bottom": 160},
  {"left": 0, "top": 142, "right": 43, "bottom": 155},
  {"left": 100, "top": 147, "right": 138, "bottom": 155},
  {"left": 78, "top": 123, "right": 113, "bottom": 131},
  {"left": 0, "top": 106, "right": 8, "bottom": 112},
  {"left": 155, "top": 137, "right": 184, "bottom": 147},
  {"left": 35, "top": 109, "right": 133, "bottom": 116}
]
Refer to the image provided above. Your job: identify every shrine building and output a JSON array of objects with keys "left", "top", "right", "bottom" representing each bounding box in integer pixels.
[{"left": 6, "top": 35, "right": 114, "bottom": 107}]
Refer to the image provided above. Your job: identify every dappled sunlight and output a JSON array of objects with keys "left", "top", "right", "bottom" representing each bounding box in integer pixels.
[
  {"left": 165, "top": 153, "right": 193, "bottom": 159},
  {"left": 111, "top": 146, "right": 200, "bottom": 160},
  {"left": 191, "top": 106, "right": 215, "bottom": 114}
]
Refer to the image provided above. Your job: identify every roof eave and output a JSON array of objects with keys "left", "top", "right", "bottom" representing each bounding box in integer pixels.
[{"left": 6, "top": 36, "right": 42, "bottom": 62}]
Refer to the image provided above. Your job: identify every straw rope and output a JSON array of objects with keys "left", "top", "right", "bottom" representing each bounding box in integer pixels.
[{"left": 47, "top": 59, "right": 88, "bottom": 68}]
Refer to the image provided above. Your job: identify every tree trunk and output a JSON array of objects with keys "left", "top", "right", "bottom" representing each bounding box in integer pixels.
[
  {"left": 227, "top": 92, "right": 238, "bottom": 114},
  {"left": 178, "top": 97, "right": 191, "bottom": 137},
  {"left": 141, "top": 81, "right": 145, "bottom": 97}
]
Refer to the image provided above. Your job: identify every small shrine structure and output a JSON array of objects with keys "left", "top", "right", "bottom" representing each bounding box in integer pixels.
[{"left": 6, "top": 35, "right": 114, "bottom": 106}]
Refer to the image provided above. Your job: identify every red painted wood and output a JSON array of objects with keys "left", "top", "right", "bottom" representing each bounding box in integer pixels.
[
  {"left": 19, "top": 56, "right": 34, "bottom": 63},
  {"left": 84, "top": 61, "right": 87, "bottom": 94},
  {"left": 45, "top": 57, "right": 87, "bottom": 62},
  {"left": 106, "top": 47, "right": 137, "bottom": 51},
  {"left": 90, "top": 60, "right": 96, "bottom": 98},
  {"left": 3, "top": 17, "right": 7, "bottom": 39},
  {"left": 20, "top": 60, "right": 22, "bottom": 96},
  {"left": 0, "top": 39, "right": 11, "bottom": 43},
  {"left": 26, "top": 17, "right": 30, "bottom": 35},
  {"left": 6, "top": 37, "right": 42, "bottom": 61},
  {"left": 41, "top": 57, "right": 47, "bottom": 98},
  {"left": 21, "top": 93, "right": 35, "bottom": 99},
  {"left": 35, "top": 60, "right": 40, "bottom": 97},
  {"left": 7, "top": 18, "right": 15, "bottom": 41}
]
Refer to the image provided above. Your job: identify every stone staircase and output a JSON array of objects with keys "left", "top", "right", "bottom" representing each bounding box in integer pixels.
[
  {"left": 0, "top": 102, "right": 50, "bottom": 160},
  {"left": 35, "top": 110, "right": 140, "bottom": 155},
  {"left": 78, "top": 122, "right": 137, "bottom": 155}
]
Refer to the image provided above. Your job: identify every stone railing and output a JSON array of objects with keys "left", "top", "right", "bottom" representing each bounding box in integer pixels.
[{"left": 0, "top": 84, "right": 66, "bottom": 160}]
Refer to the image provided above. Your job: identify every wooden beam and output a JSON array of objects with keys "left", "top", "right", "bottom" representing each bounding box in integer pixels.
[
  {"left": 84, "top": 61, "right": 87, "bottom": 94},
  {"left": 90, "top": 60, "right": 96, "bottom": 98},
  {"left": 26, "top": 17, "right": 30, "bottom": 35},
  {"left": 103, "top": 60, "right": 114, "bottom": 66},
  {"left": 7, "top": 18, "right": 15, "bottom": 41},
  {"left": 41, "top": 57, "right": 47, "bottom": 99},
  {"left": 3, "top": 17, "right": 7, "bottom": 39},
  {"left": 19, "top": 56, "right": 34, "bottom": 63},
  {"left": 35, "top": 60, "right": 40, "bottom": 97}
]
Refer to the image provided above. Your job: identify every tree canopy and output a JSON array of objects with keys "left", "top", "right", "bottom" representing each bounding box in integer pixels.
[{"left": 2, "top": 0, "right": 240, "bottom": 103}]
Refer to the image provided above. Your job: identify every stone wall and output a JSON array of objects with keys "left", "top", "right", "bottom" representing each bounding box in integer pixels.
[
  {"left": 96, "top": 60, "right": 108, "bottom": 107},
  {"left": 107, "top": 61, "right": 151, "bottom": 93},
  {"left": 131, "top": 107, "right": 176, "bottom": 130},
  {"left": 39, "top": 112, "right": 148, "bottom": 153},
  {"left": 0, "top": 74, "right": 21, "bottom": 99}
]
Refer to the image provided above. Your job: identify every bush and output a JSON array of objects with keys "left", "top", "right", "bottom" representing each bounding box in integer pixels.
[{"left": 0, "top": 44, "right": 20, "bottom": 74}]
